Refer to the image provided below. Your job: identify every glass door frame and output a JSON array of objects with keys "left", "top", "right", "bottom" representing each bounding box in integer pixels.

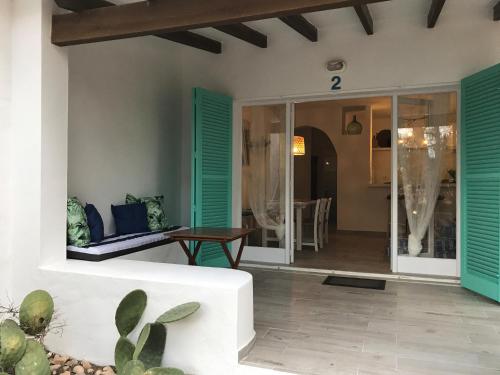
[
  {"left": 234, "top": 84, "right": 460, "bottom": 277},
  {"left": 233, "top": 100, "right": 293, "bottom": 265},
  {"left": 392, "top": 87, "right": 461, "bottom": 277}
]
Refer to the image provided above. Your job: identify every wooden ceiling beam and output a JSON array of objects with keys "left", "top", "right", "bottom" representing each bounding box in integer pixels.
[
  {"left": 54, "top": 0, "right": 114, "bottom": 12},
  {"left": 54, "top": 0, "right": 222, "bottom": 54},
  {"left": 279, "top": 15, "right": 318, "bottom": 42},
  {"left": 494, "top": 1, "right": 500, "bottom": 21},
  {"left": 214, "top": 24, "right": 267, "bottom": 48},
  {"left": 157, "top": 31, "right": 222, "bottom": 54},
  {"left": 354, "top": 4, "right": 373, "bottom": 35},
  {"left": 52, "top": 0, "right": 390, "bottom": 46},
  {"left": 427, "top": 0, "right": 446, "bottom": 28}
]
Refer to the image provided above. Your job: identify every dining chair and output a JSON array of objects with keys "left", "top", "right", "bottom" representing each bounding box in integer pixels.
[
  {"left": 302, "top": 199, "right": 321, "bottom": 252},
  {"left": 317, "top": 198, "right": 328, "bottom": 249},
  {"left": 323, "top": 197, "right": 333, "bottom": 244}
]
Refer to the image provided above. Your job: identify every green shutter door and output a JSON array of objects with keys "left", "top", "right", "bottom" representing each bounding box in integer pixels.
[
  {"left": 461, "top": 63, "right": 500, "bottom": 301},
  {"left": 191, "top": 88, "right": 233, "bottom": 268}
]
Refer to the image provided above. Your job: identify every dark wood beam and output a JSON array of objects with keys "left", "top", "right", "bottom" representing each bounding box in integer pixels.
[
  {"left": 52, "top": 0, "right": 390, "bottom": 46},
  {"left": 54, "top": 0, "right": 222, "bottom": 53},
  {"left": 494, "top": 1, "right": 500, "bottom": 21},
  {"left": 354, "top": 4, "right": 373, "bottom": 35},
  {"left": 279, "top": 15, "right": 318, "bottom": 42},
  {"left": 157, "top": 31, "right": 222, "bottom": 54},
  {"left": 214, "top": 24, "right": 267, "bottom": 48},
  {"left": 54, "top": 0, "right": 114, "bottom": 12},
  {"left": 427, "top": 0, "right": 446, "bottom": 28}
]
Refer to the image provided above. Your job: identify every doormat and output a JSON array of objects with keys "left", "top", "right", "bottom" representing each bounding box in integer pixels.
[{"left": 323, "top": 276, "right": 386, "bottom": 290}]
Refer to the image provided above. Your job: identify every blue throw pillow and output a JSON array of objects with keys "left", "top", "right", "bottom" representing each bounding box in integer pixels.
[
  {"left": 84, "top": 204, "right": 104, "bottom": 243},
  {"left": 111, "top": 203, "right": 150, "bottom": 235}
]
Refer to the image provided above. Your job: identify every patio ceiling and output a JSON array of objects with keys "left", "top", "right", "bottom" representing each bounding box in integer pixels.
[{"left": 52, "top": 0, "right": 500, "bottom": 53}]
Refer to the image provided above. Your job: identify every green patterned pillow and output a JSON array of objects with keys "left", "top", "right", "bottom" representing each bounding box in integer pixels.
[
  {"left": 67, "top": 197, "right": 91, "bottom": 246},
  {"left": 126, "top": 194, "right": 168, "bottom": 231}
]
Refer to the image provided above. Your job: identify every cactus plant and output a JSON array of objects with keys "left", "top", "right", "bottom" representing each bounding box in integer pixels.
[
  {"left": 0, "top": 319, "right": 27, "bottom": 371},
  {"left": 156, "top": 302, "right": 200, "bottom": 324},
  {"left": 115, "top": 290, "right": 147, "bottom": 337},
  {"left": 14, "top": 339, "right": 50, "bottom": 375},
  {"left": 122, "top": 360, "right": 145, "bottom": 375},
  {"left": 19, "top": 290, "right": 54, "bottom": 336},
  {"left": 114, "top": 290, "right": 199, "bottom": 374},
  {"left": 144, "top": 368, "right": 184, "bottom": 375},
  {"left": 115, "top": 337, "right": 136, "bottom": 374},
  {"left": 132, "top": 323, "right": 166, "bottom": 369}
]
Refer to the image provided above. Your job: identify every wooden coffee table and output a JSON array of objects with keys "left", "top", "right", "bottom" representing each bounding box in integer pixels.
[{"left": 169, "top": 228, "right": 254, "bottom": 269}]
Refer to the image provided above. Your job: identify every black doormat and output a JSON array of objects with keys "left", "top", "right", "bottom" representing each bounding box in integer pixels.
[{"left": 323, "top": 276, "right": 386, "bottom": 290}]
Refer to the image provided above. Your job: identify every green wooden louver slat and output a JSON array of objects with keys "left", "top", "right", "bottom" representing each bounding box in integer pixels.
[
  {"left": 191, "top": 88, "right": 233, "bottom": 267},
  {"left": 461, "top": 63, "right": 500, "bottom": 301}
]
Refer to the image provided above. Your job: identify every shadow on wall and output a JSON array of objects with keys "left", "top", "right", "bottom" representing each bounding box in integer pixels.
[{"left": 294, "top": 126, "right": 337, "bottom": 226}]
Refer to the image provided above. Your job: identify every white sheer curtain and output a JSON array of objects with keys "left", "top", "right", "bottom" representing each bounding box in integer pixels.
[
  {"left": 398, "top": 96, "right": 452, "bottom": 257},
  {"left": 246, "top": 106, "right": 286, "bottom": 241}
]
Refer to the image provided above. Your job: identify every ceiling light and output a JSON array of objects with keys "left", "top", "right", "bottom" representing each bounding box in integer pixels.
[{"left": 293, "top": 136, "right": 305, "bottom": 156}]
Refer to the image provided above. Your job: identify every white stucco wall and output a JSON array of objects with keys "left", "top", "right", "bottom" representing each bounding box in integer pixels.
[
  {"left": 0, "top": 0, "right": 12, "bottom": 290},
  {"left": 4, "top": 2, "right": 255, "bottom": 374},
  {"left": 178, "top": 0, "right": 500, "bottom": 224},
  {"left": 67, "top": 39, "right": 184, "bottom": 233}
]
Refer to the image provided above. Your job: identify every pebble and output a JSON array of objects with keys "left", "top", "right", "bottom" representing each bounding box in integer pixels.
[
  {"left": 73, "top": 365, "right": 85, "bottom": 374},
  {"left": 47, "top": 352, "right": 114, "bottom": 375}
]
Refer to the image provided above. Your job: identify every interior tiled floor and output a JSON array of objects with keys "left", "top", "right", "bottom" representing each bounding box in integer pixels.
[
  {"left": 293, "top": 230, "right": 391, "bottom": 274},
  {"left": 241, "top": 269, "right": 500, "bottom": 375}
]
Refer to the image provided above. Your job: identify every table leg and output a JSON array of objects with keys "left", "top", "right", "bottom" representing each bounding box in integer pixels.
[
  {"left": 178, "top": 240, "right": 201, "bottom": 265},
  {"left": 220, "top": 241, "right": 236, "bottom": 269},
  {"left": 296, "top": 207, "right": 302, "bottom": 251},
  {"left": 234, "top": 236, "right": 247, "bottom": 269}
]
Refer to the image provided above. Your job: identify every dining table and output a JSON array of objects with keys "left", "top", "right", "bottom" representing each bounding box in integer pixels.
[{"left": 294, "top": 200, "right": 316, "bottom": 250}]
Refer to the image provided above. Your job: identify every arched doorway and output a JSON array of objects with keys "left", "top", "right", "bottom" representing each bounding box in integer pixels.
[{"left": 294, "top": 126, "right": 337, "bottom": 226}]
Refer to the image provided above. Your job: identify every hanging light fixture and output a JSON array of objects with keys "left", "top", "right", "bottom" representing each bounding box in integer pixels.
[
  {"left": 293, "top": 136, "right": 305, "bottom": 156},
  {"left": 346, "top": 115, "right": 363, "bottom": 135}
]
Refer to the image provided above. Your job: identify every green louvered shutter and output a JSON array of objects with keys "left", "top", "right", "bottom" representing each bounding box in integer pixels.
[
  {"left": 191, "top": 88, "right": 232, "bottom": 268},
  {"left": 461, "top": 64, "right": 500, "bottom": 301}
]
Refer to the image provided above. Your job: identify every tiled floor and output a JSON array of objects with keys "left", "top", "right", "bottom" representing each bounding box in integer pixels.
[
  {"left": 293, "top": 230, "right": 390, "bottom": 274},
  {"left": 241, "top": 269, "right": 500, "bottom": 375}
]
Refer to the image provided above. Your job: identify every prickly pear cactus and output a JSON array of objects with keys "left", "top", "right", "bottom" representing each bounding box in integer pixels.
[
  {"left": 115, "top": 290, "right": 147, "bottom": 337},
  {"left": 144, "top": 368, "right": 184, "bottom": 375},
  {"left": 156, "top": 302, "right": 200, "bottom": 324},
  {"left": 122, "top": 360, "right": 145, "bottom": 375},
  {"left": 19, "top": 290, "right": 54, "bottom": 336},
  {"left": 115, "top": 337, "right": 135, "bottom": 374},
  {"left": 133, "top": 323, "right": 166, "bottom": 369},
  {"left": 0, "top": 319, "right": 27, "bottom": 371},
  {"left": 14, "top": 339, "right": 50, "bottom": 375}
]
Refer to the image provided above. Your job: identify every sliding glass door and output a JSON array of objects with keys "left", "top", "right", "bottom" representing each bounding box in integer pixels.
[
  {"left": 236, "top": 88, "right": 459, "bottom": 277},
  {"left": 240, "top": 103, "right": 292, "bottom": 263},
  {"left": 395, "top": 91, "right": 458, "bottom": 276}
]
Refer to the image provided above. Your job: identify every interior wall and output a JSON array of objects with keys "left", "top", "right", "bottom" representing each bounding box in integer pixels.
[
  {"left": 178, "top": 0, "right": 500, "bottom": 224},
  {"left": 68, "top": 38, "right": 183, "bottom": 234},
  {"left": 296, "top": 101, "right": 388, "bottom": 232},
  {"left": 0, "top": 0, "right": 12, "bottom": 289}
]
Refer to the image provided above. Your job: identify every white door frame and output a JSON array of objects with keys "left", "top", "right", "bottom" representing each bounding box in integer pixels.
[{"left": 234, "top": 83, "right": 460, "bottom": 277}]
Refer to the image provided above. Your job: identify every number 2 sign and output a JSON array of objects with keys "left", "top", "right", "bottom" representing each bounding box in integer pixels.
[{"left": 331, "top": 76, "right": 342, "bottom": 91}]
